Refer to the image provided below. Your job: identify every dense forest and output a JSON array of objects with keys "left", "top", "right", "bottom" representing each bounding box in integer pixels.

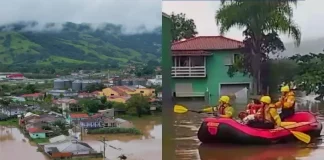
[{"left": 0, "top": 22, "right": 161, "bottom": 74}]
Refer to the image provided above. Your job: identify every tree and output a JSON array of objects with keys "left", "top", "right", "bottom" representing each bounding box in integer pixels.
[
  {"left": 79, "top": 99, "right": 101, "bottom": 113},
  {"left": 112, "top": 102, "right": 127, "bottom": 111},
  {"left": 100, "top": 95, "right": 107, "bottom": 104},
  {"left": 0, "top": 98, "right": 12, "bottom": 117},
  {"left": 170, "top": 12, "right": 198, "bottom": 42},
  {"left": 24, "top": 84, "right": 37, "bottom": 94},
  {"left": 44, "top": 94, "right": 53, "bottom": 103},
  {"left": 126, "top": 94, "right": 150, "bottom": 117},
  {"left": 85, "top": 83, "right": 105, "bottom": 93},
  {"left": 59, "top": 93, "right": 64, "bottom": 99},
  {"left": 290, "top": 53, "right": 324, "bottom": 99},
  {"left": 215, "top": 0, "right": 301, "bottom": 94}
]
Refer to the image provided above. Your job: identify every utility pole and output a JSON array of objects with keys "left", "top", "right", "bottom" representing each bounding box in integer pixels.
[{"left": 99, "top": 137, "right": 107, "bottom": 159}]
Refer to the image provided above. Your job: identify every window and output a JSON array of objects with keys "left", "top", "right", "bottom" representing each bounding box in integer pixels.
[
  {"left": 190, "top": 57, "right": 204, "bottom": 66},
  {"left": 140, "top": 91, "right": 144, "bottom": 93},
  {"left": 233, "top": 54, "right": 241, "bottom": 64},
  {"left": 152, "top": 91, "right": 155, "bottom": 93},
  {"left": 224, "top": 55, "right": 234, "bottom": 65},
  {"left": 224, "top": 54, "right": 241, "bottom": 65},
  {"left": 111, "top": 94, "right": 114, "bottom": 96}
]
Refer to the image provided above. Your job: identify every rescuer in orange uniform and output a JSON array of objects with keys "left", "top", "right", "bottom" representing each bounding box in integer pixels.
[
  {"left": 212, "top": 96, "right": 234, "bottom": 118},
  {"left": 246, "top": 96, "right": 282, "bottom": 129},
  {"left": 275, "top": 85, "right": 296, "bottom": 120}
]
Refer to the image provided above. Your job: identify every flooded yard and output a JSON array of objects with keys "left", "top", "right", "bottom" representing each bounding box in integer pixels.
[
  {"left": 0, "top": 116, "right": 161, "bottom": 160},
  {"left": 172, "top": 96, "right": 324, "bottom": 160}
]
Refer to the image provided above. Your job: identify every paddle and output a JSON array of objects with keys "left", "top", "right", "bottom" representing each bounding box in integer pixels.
[
  {"left": 174, "top": 104, "right": 213, "bottom": 114},
  {"left": 280, "top": 126, "right": 311, "bottom": 144}
]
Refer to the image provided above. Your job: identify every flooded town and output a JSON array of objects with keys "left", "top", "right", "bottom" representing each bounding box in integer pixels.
[{"left": 0, "top": 1, "right": 162, "bottom": 160}]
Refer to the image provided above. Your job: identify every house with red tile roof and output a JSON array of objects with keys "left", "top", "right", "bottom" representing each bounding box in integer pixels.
[
  {"left": 28, "top": 127, "right": 48, "bottom": 139},
  {"left": 21, "top": 93, "right": 43, "bottom": 100},
  {"left": 67, "top": 113, "right": 89, "bottom": 124},
  {"left": 171, "top": 36, "right": 252, "bottom": 105}
]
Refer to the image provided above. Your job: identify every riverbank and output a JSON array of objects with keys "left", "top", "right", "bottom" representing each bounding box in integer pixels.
[{"left": 0, "top": 118, "right": 19, "bottom": 127}]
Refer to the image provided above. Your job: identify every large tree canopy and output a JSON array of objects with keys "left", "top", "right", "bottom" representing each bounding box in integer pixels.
[
  {"left": 290, "top": 53, "right": 324, "bottom": 99},
  {"left": 216, "top": 0, "right": 301, "bottom": 94},
  {"left": 170, "top": 12, "right": 198, "bottom": 42}
]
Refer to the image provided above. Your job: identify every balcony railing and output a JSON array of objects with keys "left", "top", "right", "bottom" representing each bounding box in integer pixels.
[
  {"left": 174, "top": 92, "right": 205, "bottom": 97},
  {"left": 171, "top": 66, "right": 206, "bottom": 78}
]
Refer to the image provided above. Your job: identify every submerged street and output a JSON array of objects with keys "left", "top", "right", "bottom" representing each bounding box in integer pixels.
[{"left": 0, "top": 116, "right": 161, "bottom": 160}]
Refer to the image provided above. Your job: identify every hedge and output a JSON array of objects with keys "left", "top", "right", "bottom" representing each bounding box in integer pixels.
[{"left": 87, "top": 127, "right": 142, "bottom": 135}]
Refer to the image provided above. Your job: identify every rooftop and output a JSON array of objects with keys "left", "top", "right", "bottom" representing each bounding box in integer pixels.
[
  {"left": 70, "top": 113, "right": 89, "bottom": 119},
  {"left": 21, "top": 93, "right": 43, "bottom": 98},
  {"left": 172, "top": 36, "right": 243, "bottom": 51},
  {"left": 28, "top": 127, "right": 47, "bottom": 133},
  {"left": 110, "top": 86, "right": 127, "bottom": 96}
]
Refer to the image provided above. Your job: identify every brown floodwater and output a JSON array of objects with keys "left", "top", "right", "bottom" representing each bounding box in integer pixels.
[
  {"left": 173, "top": 95, "right": 324, "bottom": 160},
  {"left": 0, "top": 116, "right": 161, "bottom": 160}
]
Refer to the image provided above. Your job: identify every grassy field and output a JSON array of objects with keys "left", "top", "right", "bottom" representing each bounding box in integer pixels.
[
  {"left": 31, "top": 137, "right": 50, "bottom": 144},
  {"left": 0, "top": 118, "right": 19, "bottom": 127}
]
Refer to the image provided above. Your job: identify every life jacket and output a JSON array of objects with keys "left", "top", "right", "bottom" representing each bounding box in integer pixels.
[
  {"left": 255, "top": 104, "right": 276, "bottom": 123},
  {"left": 247, "top": 104, "right": 263, "bottom": 114},
  {"left": 218, "top": 104, "right": 227, "bottom": 115},
  {"left": 280, "top": 91, "right": 296, "bottom": 108}
]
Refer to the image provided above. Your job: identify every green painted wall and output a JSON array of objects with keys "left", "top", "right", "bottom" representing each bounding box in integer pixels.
[
  {"left": 172, "top": 51, "right": 252, "bottom": 105},
  {"left": 162, "top": 15, "right": 173, "bottom": 95},
  {"left": 29, "top": 132, "right": 46, "bottom": 139}
]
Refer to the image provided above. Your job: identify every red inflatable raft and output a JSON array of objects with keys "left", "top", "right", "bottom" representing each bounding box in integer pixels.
[{"left": 197, "top": 112, "right": 322, "bottom": 144}]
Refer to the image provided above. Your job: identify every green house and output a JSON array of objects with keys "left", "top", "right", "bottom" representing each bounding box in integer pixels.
[
  {"left": 171, "top": 36, "right": 252, "bottom": 105},
  {"left": 28, "top": 127, "right": 47, "bottom": 139}
]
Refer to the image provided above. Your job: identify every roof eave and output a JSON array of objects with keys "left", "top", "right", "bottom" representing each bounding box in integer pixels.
[{"left": 162, "top": 12, "right": 171, "bottom": 19}]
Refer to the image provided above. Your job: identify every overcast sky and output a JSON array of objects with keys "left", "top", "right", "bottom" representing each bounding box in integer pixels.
[
  {"left": 163, "top": 0, "right": 324, "bottom": 42},
  {"left": 0, "top": 0, "right": 161, "bottom": 33}
]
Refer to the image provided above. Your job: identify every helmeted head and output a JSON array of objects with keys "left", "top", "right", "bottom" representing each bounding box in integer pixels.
[
  {"left": 260, "top": 96, "right": 271, "bottom": 105},
  {"left": 281, "top": 85, "right": 290, "bottom": 95},
  {"left": 219, "top": 96, "right": 230, "bottom": 104}
]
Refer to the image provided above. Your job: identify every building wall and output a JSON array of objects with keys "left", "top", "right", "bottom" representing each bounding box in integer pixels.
[
  {"left": 107, "top": 97, "right": 127, "bottom": 103},
  {"left": 29, "top": 132, "right": 46, "bottom": 139},
  {"left": 101, "top": 88, "right": 120, "bottom": 96},
  {"left": 134, "top": 88, "right": 155, "bottom": 97},
  {"left": 172, "top": 51, "right": 252, "bottom": 105},
  {"left": 162, "top": 14, "right": 173, "bottom": 102}
]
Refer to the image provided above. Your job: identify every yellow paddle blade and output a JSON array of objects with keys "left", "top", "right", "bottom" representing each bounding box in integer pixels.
[
  {"left": 291, "top": 131, "right": 311, "bottom": 144},
  {"left": 174, "top": 105, "right": 188, "bottom": 113},
  {"left": 202, "top": 107, "right": 213, "bottom": 112},
  {"left": 281, "top": 122, "right": 297, "bottom": 127}
]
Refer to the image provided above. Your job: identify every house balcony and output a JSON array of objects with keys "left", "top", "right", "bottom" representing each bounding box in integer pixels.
[{"left": 171, "top": 66, "right": 206, "bottom": 78}]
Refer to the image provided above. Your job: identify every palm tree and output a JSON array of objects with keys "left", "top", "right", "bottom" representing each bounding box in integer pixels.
[{"left": 215, "top": 0, "right": 301, "bottom": 94}]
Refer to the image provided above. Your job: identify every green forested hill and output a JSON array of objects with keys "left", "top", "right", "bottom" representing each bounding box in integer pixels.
[{"left": 0, "top": 22, "right": 161, "bottom": 73}]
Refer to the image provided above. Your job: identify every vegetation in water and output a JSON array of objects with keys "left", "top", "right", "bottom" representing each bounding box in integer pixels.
[
  {"left": 87, "top": 127, "right": 142, "bottom": 135},
  {"left": 31, "top": 137, "right": 50, "bottom": 144},
  {"left": 216, "top": 0, "right": 301, "bottom": 94},
  {"left": 0, "top": 118, "right": 18, "bottom": 127}
]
